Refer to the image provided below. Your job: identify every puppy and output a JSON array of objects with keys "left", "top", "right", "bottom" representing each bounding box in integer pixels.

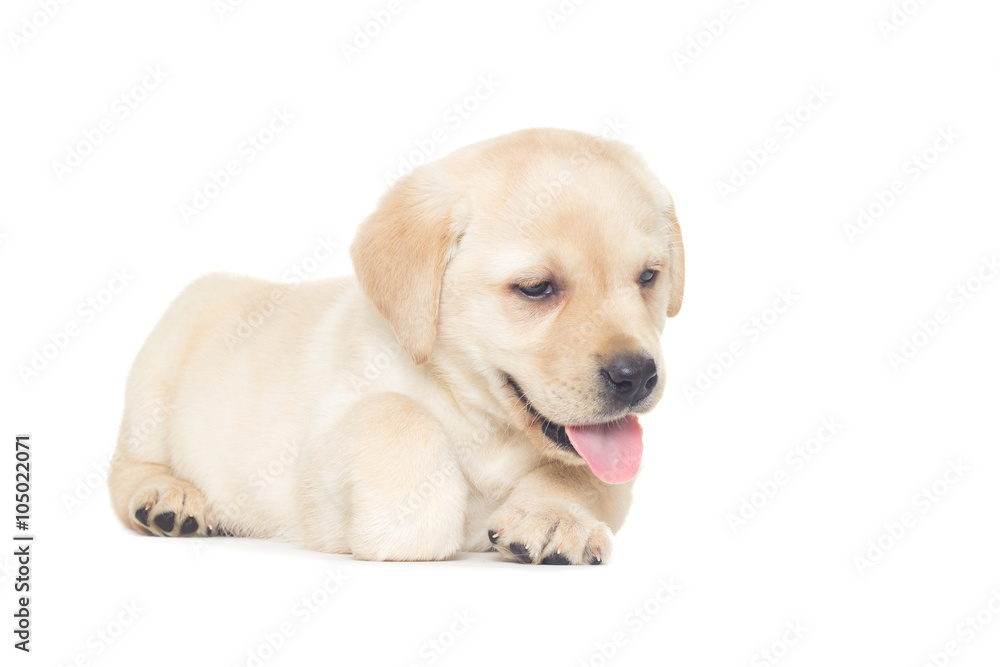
[{"left": 108, "top": 128, "right": 684, "bottom": 565}]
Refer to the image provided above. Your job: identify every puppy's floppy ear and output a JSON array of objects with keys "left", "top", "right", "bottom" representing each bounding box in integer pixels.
[
  {"left": 351, "top": 164, "right": 466, "bottom": 365},
  {"left": 664, "top": 204, "right": 685, "bottom": 318}
]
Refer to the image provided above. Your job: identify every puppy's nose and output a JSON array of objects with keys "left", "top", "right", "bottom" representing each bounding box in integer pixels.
[{"left": 602, "top": 354, "right": 658, "bottom": 405}]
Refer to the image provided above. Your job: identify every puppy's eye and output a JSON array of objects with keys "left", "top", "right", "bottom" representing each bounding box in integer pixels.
[
  {"left": 518, "top": 281, "right": 553, "bottom": 299},
  {"left": 639, "top": 270, "right": 658, "bottom": 286}
]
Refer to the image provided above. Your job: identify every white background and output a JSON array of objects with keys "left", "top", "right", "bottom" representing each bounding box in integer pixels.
[{"left": 2, "top": 1, "right": 999, "bottom": 665}]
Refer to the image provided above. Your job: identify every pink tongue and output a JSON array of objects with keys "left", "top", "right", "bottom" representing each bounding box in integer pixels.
[{"left": 565, "top": 415, "right": 643, "bottom": 484}]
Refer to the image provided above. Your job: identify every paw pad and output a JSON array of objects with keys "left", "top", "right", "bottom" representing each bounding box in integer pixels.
[
  {"left": 154, "top": 512, "right": 175, "bottom": 532},
  {"left": 180, "top": 517, "right": 199, "bottom": 535},
  {"left": 509, "top": 542, "right": 532, "bottom": 564},
  {"left": 542, "top": 552, "right": 570, "bottom": 565}
]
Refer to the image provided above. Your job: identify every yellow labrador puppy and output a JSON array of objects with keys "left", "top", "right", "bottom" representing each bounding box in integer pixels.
[{"left": 108, "top": 128, "right": 684, "bottom": 565}]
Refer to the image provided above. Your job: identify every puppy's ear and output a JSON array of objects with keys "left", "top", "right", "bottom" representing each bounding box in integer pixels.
[
  {"left": 611, "top": 142, "right": 685, "bottom": 319},
  {"left": 665, "top": 205, "right": 685, "bottom": 318},
  {"left": 351, "top": 165, "right": 466, "bottom": 365}
]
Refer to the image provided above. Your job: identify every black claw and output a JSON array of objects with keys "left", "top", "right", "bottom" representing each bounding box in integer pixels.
[
  {"left": 206, "top": 526, "right": 213, "bottom": 536},
  {"left": 509, "top": 542, "right": 531, "bottom": 564},
  {"left": 542, "top": 553, "right": 571, "bottom": 565},
  {"left": 154, "top": 511, "right": 175, "bottom": 533},
  {"left": 134, "top": 506, "right": 150, "bottom": 526},
  {"left": 589, "top": 555, "right": 603, "bottom": 565},
  {"left": 180, "top": 516, "right": 198, "bottom": 535},
  {"left": 488, "top": 530, "right": 500, "bottom": 545}
]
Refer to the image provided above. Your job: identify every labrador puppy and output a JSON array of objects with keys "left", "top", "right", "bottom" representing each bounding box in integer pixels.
[{"left": 108, "top": 127, "right": 684, "bottom": 565}]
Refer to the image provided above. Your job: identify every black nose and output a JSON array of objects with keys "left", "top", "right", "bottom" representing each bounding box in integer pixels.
[{"left": 602, "top": 355, "right": 658, "bottom": 405}]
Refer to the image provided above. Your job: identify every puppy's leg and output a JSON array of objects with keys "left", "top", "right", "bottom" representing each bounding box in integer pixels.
[
  {"left": 108, "top": 382, "right": 216, "bottom": 537},
  {"left": 487, "top": 464, "right": 632, "bottom": 565},
  {"left": 297, "top": 393, "right": 467, "bottom": 561}
]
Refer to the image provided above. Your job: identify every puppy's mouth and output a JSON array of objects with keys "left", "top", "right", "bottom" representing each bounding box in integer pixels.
[
  {"left": 506, "top": 376, "right": 643, "bottom": 485},
  {"left": 507, "top": 377, "right": 576, "bottom": 452}
]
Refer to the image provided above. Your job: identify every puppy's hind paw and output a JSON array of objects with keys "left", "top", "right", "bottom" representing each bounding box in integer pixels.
[{"left": 127, "top": 477, "right": 217, "bottom": 537}]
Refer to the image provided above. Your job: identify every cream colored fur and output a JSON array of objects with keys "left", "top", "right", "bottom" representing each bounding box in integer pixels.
[{"left": 108, "top": 128, "right": 684, "bottom": 564}]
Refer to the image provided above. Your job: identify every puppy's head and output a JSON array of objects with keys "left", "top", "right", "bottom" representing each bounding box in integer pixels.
[{"left": 352, "top": 128, "right": 684, "bottom": 484}]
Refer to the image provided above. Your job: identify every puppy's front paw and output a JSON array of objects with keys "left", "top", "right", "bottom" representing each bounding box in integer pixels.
[
  {"left": 128, "top": 478, "right": 216, "bottom": 537},
  {"left": 487, "top": 503, "right": 612, "bottom": 565}
]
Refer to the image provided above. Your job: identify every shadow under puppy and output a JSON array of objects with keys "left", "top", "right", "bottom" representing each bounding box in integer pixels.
[{"left": 108, "top": 127, "right": 685, "bottom": 565}]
